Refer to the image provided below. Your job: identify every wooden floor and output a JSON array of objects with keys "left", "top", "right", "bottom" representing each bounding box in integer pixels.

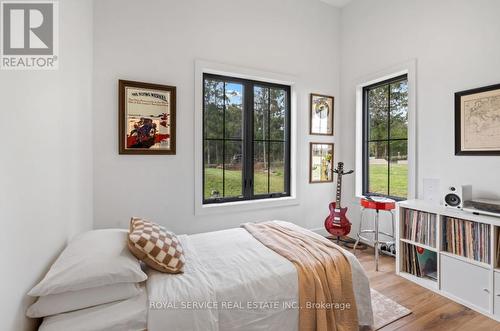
[{"left": 350, "top": 246, "right": 500, "bottom": 331}]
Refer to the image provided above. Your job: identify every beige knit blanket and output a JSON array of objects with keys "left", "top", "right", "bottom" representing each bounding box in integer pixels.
[{"left": 242, "top": 221, "right": 359, "bottom": 331}]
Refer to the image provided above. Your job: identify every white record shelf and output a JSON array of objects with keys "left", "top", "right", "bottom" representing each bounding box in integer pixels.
[{"left": 396, "top": 199, "right": 500, "bottom": 322}]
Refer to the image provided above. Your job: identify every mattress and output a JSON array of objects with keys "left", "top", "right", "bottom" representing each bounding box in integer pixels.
[{"left": 147, "top": 222, "right": 373, "bottom": 330}]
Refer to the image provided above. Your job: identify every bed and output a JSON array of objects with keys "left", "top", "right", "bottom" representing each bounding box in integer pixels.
[
  {"left": 34, "top": 221, "right": 373, "bottom": 331},
  {"left": 147, "top": 221, "right": 374, "bottom": 331}
]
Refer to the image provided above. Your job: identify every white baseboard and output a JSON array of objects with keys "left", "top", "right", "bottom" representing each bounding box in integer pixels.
[
  {"left": 309, "top": 227, "right": 394, "bottom": 251},
  {"left": 309, "top": 227, "right": 330, "bottom": 236},
  {"left": 309, "top": 227, "right": 357, "bottom": 241}
]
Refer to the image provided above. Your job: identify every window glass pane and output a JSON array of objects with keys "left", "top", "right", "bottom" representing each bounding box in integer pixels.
[
  {"left": 224, "top": 141, "right": 243, "bottom": 198},
  {"left": 254, "top": 86, "right": 269, "bottom": 141},
  {"left": 204, "top": 140, "right": 223, "bottom": 200},
  {"left": 269, "top": 142, "right": 285, "bottom": 193},
  {"left": 224, "top": 82, "right": 243, "bottom": 139},
  {"left": 390, "top": 140, "right": 408, "bottom": 198},
  {"left": 203, "top": 75, "right": 290, "bottom": 204},
  {"left": 253, "top": 141, "right": 268, "bottom": 195},
  {"left": 204, "top": 79, "right": 224, "bottom": 139},
  {"left": 368, "top": 85, "right": 389, "bottom": 141},
  {"left": 270, "top": 88, "right": 286, "bottom": 140},
  {"left": 390, "top": 80, "right": 408, "bottom": 139},
  {"left": 368, "top": 141, "right": 388, "bottom": 195}
]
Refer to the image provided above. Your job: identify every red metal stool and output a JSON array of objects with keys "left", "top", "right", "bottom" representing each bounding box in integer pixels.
[{"left": 353, "top": 197, "right": 396, "bottom": 271}]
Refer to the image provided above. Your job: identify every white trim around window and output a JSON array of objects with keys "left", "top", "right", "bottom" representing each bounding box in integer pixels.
[
  {"left": 354, "top": 60, "right": 417, "bottom": 200},
  {"left": 194, "top": 60, "right": 299, "bottom": 216}
]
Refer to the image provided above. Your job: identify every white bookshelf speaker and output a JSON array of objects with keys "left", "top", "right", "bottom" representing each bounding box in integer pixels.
[{"left": 443, "top": 185, "right": 472, "bottom": 209}]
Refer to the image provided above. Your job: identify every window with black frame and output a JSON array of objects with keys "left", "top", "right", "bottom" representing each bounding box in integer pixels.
[
  {"left": 203, "top": 73, "right": 291, "bottom": 204},
  {"left": 363, "top": 75, "right": 408, "bottom": 200}
]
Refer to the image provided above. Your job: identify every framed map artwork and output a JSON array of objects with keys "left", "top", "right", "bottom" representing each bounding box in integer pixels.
[{"left": 455, "top": 84, "right": 500, "bottom": 155}]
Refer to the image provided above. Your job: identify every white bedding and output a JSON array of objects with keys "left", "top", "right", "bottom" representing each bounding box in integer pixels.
[
  {"left": 39, "top": 285, "right": 148, "bottom": 331},
  {"left": 147, "top": 222, "right": 373, "bottom": 331}
]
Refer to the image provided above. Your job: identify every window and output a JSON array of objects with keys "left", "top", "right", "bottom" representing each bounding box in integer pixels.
[
  {"left": 362, "top": 74, "right": 408, "bottom": 200},
  {"left": 203, "top": 73, "right": 291, "bottom": 204}
]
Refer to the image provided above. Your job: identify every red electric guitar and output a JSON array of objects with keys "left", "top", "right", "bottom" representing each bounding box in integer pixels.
[{"left": 324, "top": 162, "right": 354, "bottom": 238}]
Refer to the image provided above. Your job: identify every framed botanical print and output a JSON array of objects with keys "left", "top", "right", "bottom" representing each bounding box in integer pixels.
[
  {"left": 310, "top": 94, "right": 334, "bottom": 135},
  {"left": 455, "top": 83, "right": 500, "bottom": 155},
  {"left": 309, "top": 143, "right": 334, "bottom": 183},
  {"left": 119, "top": 80, "right": 176, "bottom": 154}
]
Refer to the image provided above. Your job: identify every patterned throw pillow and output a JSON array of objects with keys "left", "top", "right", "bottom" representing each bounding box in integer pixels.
[{"left": 128, "top": 218, "right": 185, "bottom": 274}]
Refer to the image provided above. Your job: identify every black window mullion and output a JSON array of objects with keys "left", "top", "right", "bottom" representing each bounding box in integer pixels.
[
  {"left": 363, "top": 85, "right": 375, "bottom": 197},
  {"left": 243, "top": 82, "right": 254, "bottom": 199},
  {"left": 284, "top": 86, "right": 291, "bottom": 195},
  {"left": 387, "top": 83, "right": 391, "bottom": 197},
  {"left": 267, "top": 88, "right": 271, "bottom": 194},
  {"left": 222, "top": 83, "right": 226, "bottom": 197},
  {"left": 202, "top": 79, "right": 207, "bottom": 203}
]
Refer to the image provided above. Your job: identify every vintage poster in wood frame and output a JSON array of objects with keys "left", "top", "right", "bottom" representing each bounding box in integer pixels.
[
  {"left": 119, "top": 80, "right": 176, "bottom": 155},
  {"left": 455, "top": 83, "right": 500, "bottom": 155},
  {"left": 309, "top": 142, "right": 334, "bottom": 183},
  {"left": 310, "top": 93, "right": 334, "bottom": 136}
]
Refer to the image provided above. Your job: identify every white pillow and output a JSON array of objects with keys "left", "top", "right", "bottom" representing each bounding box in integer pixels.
[
  {"left": 27, "top": 282, "right": 141, "bottom": 318},
  {"left": 29, "top": 229, "right": 147, "bottom": 296},
  {"left": 39, "top": 285, "right": 147, "bottom": 331}
]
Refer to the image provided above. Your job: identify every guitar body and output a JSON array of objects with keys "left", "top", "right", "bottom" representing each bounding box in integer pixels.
[
  {"left": 324, "top": 202, "right": 351, "bottom": 237},
  {"left": 324, "top": 162, "right": 353, "bottom": 238}
]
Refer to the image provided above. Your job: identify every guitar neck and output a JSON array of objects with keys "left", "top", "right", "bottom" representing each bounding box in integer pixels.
[{"left": 335, "top": 174, "right": 342, "bottom": 208}]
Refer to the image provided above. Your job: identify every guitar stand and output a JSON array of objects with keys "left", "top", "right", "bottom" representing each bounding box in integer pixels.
[{"left": 327, "top": 235, "right": 367, "bottom": 250}]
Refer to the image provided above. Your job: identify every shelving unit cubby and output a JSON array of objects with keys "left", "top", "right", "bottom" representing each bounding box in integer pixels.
[
  {"left": 441, "top": 216, "right": 490, "bottom": 264},
  {"left": 399, "top": 207, "right": 438, "bottom": 283},
  {"left": 396, "top": 200, "right": 500, "bottom": 322}
]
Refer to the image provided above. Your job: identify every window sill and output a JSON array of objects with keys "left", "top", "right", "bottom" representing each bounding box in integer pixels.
[
  {"left": 195, "top": 196, "right": 299, "bottom": 216},
  {"left": 354, "top": 195, "right": 408, "bottom": 204}
]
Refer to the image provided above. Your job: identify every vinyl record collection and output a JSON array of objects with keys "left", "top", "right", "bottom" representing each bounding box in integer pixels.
[
  {"left": 442, "top": 217, "right": 490, "bottom": 264},
  {"left": 401, "top": 242, "right": 437, "bottom": 280},
  {"left": 402, "top": 208, "right": 437, "bottom": 248}
]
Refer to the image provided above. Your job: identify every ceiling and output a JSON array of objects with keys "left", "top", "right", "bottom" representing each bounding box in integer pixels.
[{"left": 319, "top": 0, "right": 353, "bottom": 8}]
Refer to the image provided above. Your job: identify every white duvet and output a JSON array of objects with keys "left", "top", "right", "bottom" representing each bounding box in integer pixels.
[{"left": 147, "top": 222, "right": 373, "bottom": 331}]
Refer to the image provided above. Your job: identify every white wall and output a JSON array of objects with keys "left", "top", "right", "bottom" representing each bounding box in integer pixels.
[
  {"left": 0, "top": 1, "right": 94, "bottom": 330},
  {"left": 93, "top": 0, "right": 341, "bottom": 234},
  {"left": 340, "top": 0, "right": 500, "bottom": 238}
]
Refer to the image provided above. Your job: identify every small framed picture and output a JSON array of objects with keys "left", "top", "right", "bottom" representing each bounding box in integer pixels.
[
  {"left": 309, "top": 143, "right": 334, "bottom": 183},
  {"left": 310, "top": 94, "right": 334, "bottom": 135},
  {"left": 119, "top": 80, "right": 176, "bottom": 155},
  {"left": 455, "top": 83, "right": 500, "bottom": 155}
]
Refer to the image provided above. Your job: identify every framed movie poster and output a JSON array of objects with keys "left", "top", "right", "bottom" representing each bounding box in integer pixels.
[
  {"left": 309, "top": 143, "right": 334, "bottom": 183},
  {"left": 119, "top": 80, "right": 176, "bottom": 155},
  {"left": 455, "top": 83, "right": 500, "bottom": 155},
  {"left": 310, "top": 94, "right": 334, "bottom": 135}
]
